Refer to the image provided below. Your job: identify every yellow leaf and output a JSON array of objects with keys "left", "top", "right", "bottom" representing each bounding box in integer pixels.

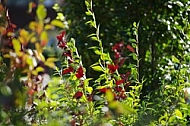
[
  {"left": 29, "top": 21, "right": 37, "bottom": 31},
  {"left": 12, "top": 39, "right": 21, "bottom": 53},
  {"left": 46, "top": 58, "right": 57, "bottom": 62},
  {"left": 44, "top": 24, "right": 55, "bottom": 30},
  {"left": 87, "top": 87, "right": 93, "bottom": 94},
  {"left": 105, "top": 89, "right": 114, "bottom": 102},
  {"left": 51, "top": 19, "right": 65, "bottom": 28},
  {"left": 36, "top": 66, "right": 44, "bottom": 73},
  {"left": 31, "top": 37, "right": 37, "bottom": 43},
  {"left": 44, "top": 61, "right": 56, "bottom": 69},
  {"left": 3, "top": 54, "right": 10, "bottom": 58},
  {"left": 175, "top": 109, "right": 182, "bottom": 119},
  {"left": 40, "top": 31, "right": 48, "bottom": 46},
  {"left": 37, "top": 4, "right": 47, "bottom": 21}
]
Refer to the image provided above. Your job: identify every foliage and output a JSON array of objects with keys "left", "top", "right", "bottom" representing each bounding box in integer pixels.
[{"left": 0, "top": 0, "right": 190, "bottom": 126}]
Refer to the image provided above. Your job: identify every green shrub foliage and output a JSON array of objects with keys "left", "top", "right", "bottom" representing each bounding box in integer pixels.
[{"left": 0, "top": 0, "right": 190, "bottom": 125}]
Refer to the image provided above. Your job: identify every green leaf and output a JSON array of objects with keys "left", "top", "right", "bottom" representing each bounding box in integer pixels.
[
  {"left": 175, "top": 109, "right": 182, "bottom": 119},
  {"left": 91, "top": 65, "right": 104, "bottom": 72},
  {"left": 91, "top": 36, "right": 98, "bottom": 41},
  {"left": 85, "top": 11, "right": 92, "bottom": 16},
  {"left": 172, "top": 55, "right": 180, "bottom": 63},
  {"left": 1, "top": 85, "right": 12, "bottom": 96},
  {"left": 85, "top": 1, "right": 90, "bottom": 7},
  {"left": 37, "top": 4, "right": 47, "bottom": 20},
  {"left": 51, "top": 19, "right": 65, "bottom": 28}
]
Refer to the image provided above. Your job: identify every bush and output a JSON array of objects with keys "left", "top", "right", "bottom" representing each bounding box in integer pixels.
[{"left": 0, "top": 0, "right": 190, "bottom": 125}]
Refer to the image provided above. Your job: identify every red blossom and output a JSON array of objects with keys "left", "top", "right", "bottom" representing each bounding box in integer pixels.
[
  {"left": 62, "top": 66, "right": 74, "bottom": 75},
  {"left": 120, "top": 71, "right": 131, "bottom": 82},
  {"left": 56, "top": 31, "right": 66, "bottom": 42},
  {"left": 114, "top": 52, "right": 121, "bottom": 59},
  {"left": 56, "top": 31, "right": 67, "bottom": 49},
  {"left": 108, "top": 64, "right": 118, "bottom": 73},
  {"left": 63, "top": 50, "right": 72, "bottom": 58},
  {"left": 99, "top": 87, "right": 107, "bottom": 93},
  {"left": 116, "top": 79, "right": 124, "bottom": 86},
  {"left": 126, "top": 44, "right": 135, "bottom": 53},
  {"left": 73, "top": 91, "right": 83, "bottom": 99},
  {"left": 76, "top": 66, "right": 84, "bottom": 79},
  {"left": 119, "top": 91, "right": 127, "bottom": 99},
  {"left": 58, "top": 42, "right": 67, "bottom": 49},
  {"left": 118, "top": 57, "right": 126, "bottom": 67},
  {"left": 114, "top": 86, "right": 123, "bottom": 92},
  {"left": 112, "top": 41, "right": 124, "bottom": 52}
]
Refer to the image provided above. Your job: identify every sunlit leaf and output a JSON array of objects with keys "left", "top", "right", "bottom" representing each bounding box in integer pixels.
[
  {"left": 172, "top": 55, "right": 180, "bottom": 63},
  {"left": 91, "top": 65, "right": 104, "bottom": 72},
  {"left": 12, "top": 38, "right": 21, "bottom": 53},
  {"left": 87, "top": 87, "right": 93, "bottom": 94},
  {"left": 29, "top": 21, "right": 37, "bottom": 31},
  {"left": 51, "top": 19, "right": 65, "bottom": 28},
  {"left": 105, "top": 89, "right": 114, "bottom": 102},
  {"left": 36, "top": 4, "right": 47, "bottom": 20},
  {"left": 44, "top": 61, "right": 56, "bottom": 69},
  {"left": 40, "top": 31, "right": 48, "bottom": 46},
  {"left": 175, "top": 109, "right": 182, "bottom": 119},
  {"left": 36, "top": 66, "right": 44, "bottom": 73},
  {"left": 46, "top": 58, "right": 57, "bottom": 62},
  {"left": 44, "top": 24, "right": 55, "bottom": 30}
]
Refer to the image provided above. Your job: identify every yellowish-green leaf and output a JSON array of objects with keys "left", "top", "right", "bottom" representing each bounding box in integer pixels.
[
  {"left": 172, "top": 55, "right": 180, "bottom": 63},
  {"left": 26, "top": 57, "right": 33, "bottom": 66},
  {"left": 175, "top": 109, "right": 182, "bottom": 119},
  {"left": 87, "top": 87, "right": 93, "bottom": 94},
  {"left": 32, "top": 70, "right": 38, "bottom": 75},
  {"left": 3, "top": 54, "right": 10, "bottom": 58},
  {"left": 35, "top": 43, "right": 42, "bottom": 53},
  {"left": 31, "top": 37, "right": 37, "bottom": 43},
  {"left": 105, "top": 89, "right": 114, "bottom": 102},
  {"left": 36, "top": 66, "right": 44, "bottom": 73},
  {"left": 29, "top": 21, "right": 37, "bottom": 31},
  {"left": 91, "top": 65, "right": 104, "bottom": 72},
  {"left": 51, "top": 19, "right": 65, "bottom": 28},
  {"left": 40, "top": 31, "right": 48, "bottom": 46},
  {"left": 46, "top": 58, "right": 58, "bottom": 62},
  {"left": 44, "top": 24, "right": 55, "bottom": 30},
  {"left": 12, "top": 39, "right": 21, "bottom": 53},
  {"left": 44, "top": 61, "right": 56, "bottom": 69},
  {"left": 36, "top": 4, "right": 47, "bottom": 20}
]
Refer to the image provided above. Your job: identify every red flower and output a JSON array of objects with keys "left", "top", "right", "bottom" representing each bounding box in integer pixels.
[
  {"left": 58, "top": 42, "right": 67, "bottom": 49},
  {"left": 116, "top": 79, "right": 124, "bottom": 86},
  {"left": 99, "top": 88, "right": 107, "bottom": 93},
  {"left": 63, "top": 50, "right": 72, "bottom": 58},
  {"left": 108, "top": 64, "right": 118, "bottom": 73},
  {"left": 120, "top": 72, "right": 131, "bottom": 82},
  {"left": 114, "top": 86, "right": 123, "bottom": 92},
  {"left": 56, "top": 31, "right": 66, "bottom": 42},
  {"left": 112, "top": 41, "right": 124, "bottom": 52},
  {"left": 73, "top": 91, "right": 83, "bottom": 99},
  {"left": 62, "top": 66, "right": 74, "bottom": 75},
  {"left": 56, "top": 31, "right": 67, "bottom": 49},
  {"left": 114, "top": 52, "right": 121, "bottom": 59},
  {"left": 126, "top": 44, "right": 135, "bottom": 53},
  {"left": 76, "top": 66, "right": 84, "bottom": 79}
]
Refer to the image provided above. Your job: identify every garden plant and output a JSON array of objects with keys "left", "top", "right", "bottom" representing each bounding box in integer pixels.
[{"left": 0, "top": 0, "right": 190, "bottom": 126}]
